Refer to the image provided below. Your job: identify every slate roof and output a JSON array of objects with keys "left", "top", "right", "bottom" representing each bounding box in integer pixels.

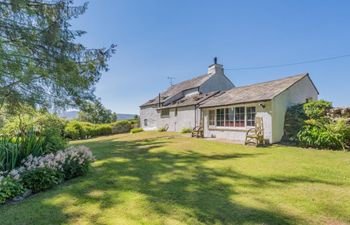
[
  {"left": 160, "top": 91, "right": 220, "bottom": 109},
  {"left": 140, "top": 73, "right": 212, "bottom": 107},
  {"left": 200, "top": 73, "right": 316, "bottom": 108}
]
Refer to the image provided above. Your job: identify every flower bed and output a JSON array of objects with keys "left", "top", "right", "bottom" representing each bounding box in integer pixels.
[{"left": 0, "top": 145, "right": 95, "bottom": 203}]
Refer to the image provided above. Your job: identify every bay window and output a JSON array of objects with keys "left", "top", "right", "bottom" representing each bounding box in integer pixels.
[{"left": 208, "top": 106, "right": 256, "bottom": 128}]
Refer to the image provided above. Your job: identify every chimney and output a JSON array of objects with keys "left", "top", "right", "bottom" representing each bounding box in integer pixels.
[{"left": 208, "top": 57, "right": 224, "bottom": 75}]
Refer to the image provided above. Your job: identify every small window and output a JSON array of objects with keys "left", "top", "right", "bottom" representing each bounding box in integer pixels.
[
  {"left": 161, "top": 109, "right": 170, "bottom": 118},
  {"left": 235, "top": 107, "right": 245, "bottom": 127},
  {"left": 144, "top": 119, "right": 148, "bottom": 127},
  {"left": 216, "top": 108, "right": 225, "bottom": 126},
  {"left": 175, "top": 108, "right": 178, "bottom": 117},
  {"left": 209, "top": 110, "right": 215, "bottom": 126},
  {"left": 246, "top": 107, "right": 256, "bottom": 127}
]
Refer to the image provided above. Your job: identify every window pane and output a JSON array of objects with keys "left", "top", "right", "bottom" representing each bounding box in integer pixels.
[
  {"left": 161, "top": 109, "right": 170, "bottom": 117},
  {"left": 216, "top": 108, "right": 225, "bottom": 126},
  {"left": 235, "top": 107, "right": 245, "bottom": 127},
  {"left": 225, "top": 108, "right": 234, "bottom": 127},
  {"left": 246, "top": 107, "right": 256, "bottom": 126},
  {"left": 209, "top": 110, "right": 215, "bottom": 126}
]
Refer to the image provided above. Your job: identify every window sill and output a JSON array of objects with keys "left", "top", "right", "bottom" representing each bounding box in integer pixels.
[{"left": 208, "top": 126, "right": 254, "bottom": 131}]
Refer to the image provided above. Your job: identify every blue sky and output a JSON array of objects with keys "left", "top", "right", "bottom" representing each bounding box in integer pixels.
[{"left": 72, "top": 0, "right": 350, "bottom": 114}]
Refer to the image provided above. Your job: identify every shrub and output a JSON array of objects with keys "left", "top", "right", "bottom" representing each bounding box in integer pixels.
[
  {"left": 64, "top": 120, "right": 85, "bottom": 139},
  {"left": 158, "top": 127, "right": 167, "bottom": 132},
  {"left": 304, "top": 100, "right": 332, "bottom": 119},
  {"left": 64, "top": 121, "right": 112, "bottom": 140},
  {"left": 21, "top": 167, "right": 63, "bottom": 193},
  {"left": 16, "top": 146, "right": 95, "bottom": 180},
  {"left": 297, "top": 118, "right": 350, "bottom": 150},
  {"left": 1, "top": 111, "right": 67, "bottom": 153},
  {"left": 181, "top": 128, "right": 192, "bottom": 134},
  {"left": 0, "top": 137, "right": 19, "bottom": 171},
  {"left": 283, "top": 104, "right": 307, "bottom": 142},
  {"left": 111, "top": 120, "right": 132, "bottom": 134},
  {"left": 0, "top": 132, "right": 46, "bottom": 172},
  {"left": 61, "top": 146, "right": 95, "bottom": 179},
  {"left": 0, "top": 176, "right": 24, "bottom": 204},
  {"left": 130, "top": 128, "right": 143, "bottom": 134}
]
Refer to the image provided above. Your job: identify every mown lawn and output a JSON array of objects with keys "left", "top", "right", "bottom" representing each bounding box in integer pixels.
[{"left": 1, "top": 131, "right": 350, "bottom": 225}]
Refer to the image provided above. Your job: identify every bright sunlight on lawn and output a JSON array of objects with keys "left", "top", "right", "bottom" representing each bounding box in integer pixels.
[{"left": 1, "top": 131, "right": 349, "bottom": 225}]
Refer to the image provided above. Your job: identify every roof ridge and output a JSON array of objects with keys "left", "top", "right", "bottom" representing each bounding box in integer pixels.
[{"left": 231, "top": 72, "right": 308, "bottom": 90}]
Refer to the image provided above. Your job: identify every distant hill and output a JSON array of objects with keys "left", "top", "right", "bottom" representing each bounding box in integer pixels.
[
  {"left": 117, "top": 114, "right": 138, "bottom": 120},
  {"left": 59, "top": 110, "right": 79, "bottom": 120},
  {"left": 59, "top": 111, "right": 137, "bottom": 121}
]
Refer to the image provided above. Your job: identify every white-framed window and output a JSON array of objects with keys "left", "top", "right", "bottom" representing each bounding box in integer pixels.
[
  {"left": 246, "top": 107, "right": 256, "bottom": 127},
  {"left": 208, "top": 106, "right": 257, "bottom": 128},
  {"left": 216, "top": 108, "right": 225, "bottom": 126},
  {"left": 209, "top": 110, "right": 215, "bottom": 126},
  {"left": 225, "top": 108, "right": 234, "bottom": 127},
  {"left": 161, "top": 109, "right": 170, "bottom": 118},
  {"left": 144, "top": 119, "right": 148, "bottom": 126},
  {"left": 235, "top": 107, "right": 245, "bottom": 127}
]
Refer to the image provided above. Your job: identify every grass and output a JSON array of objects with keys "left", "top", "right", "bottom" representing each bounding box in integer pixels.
[{"left": 1, "top": 131, "right": 350, "bottom": 225}]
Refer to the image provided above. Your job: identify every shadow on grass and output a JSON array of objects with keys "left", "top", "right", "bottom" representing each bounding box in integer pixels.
[{"left": 0, "top": 135, "right": 341, "bottom": 225}]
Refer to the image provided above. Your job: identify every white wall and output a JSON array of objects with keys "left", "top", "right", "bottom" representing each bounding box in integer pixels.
[
  {"left": 200, "top": 74, "right": 234, "bottom": 93},
  {"left": 157, "top": 106, "right": 197, "bottom": 132},
  {"left": 140, "top": 105, "right": 158, "bottom": 130},
  {"left": 202, "top": 101, "right": 273, "bottom": 143},
  {"left": 271, "top": 76, "right": 319, "bottom": 143}
]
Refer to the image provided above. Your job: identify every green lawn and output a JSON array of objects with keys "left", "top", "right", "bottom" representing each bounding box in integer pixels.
[{"left": 1, "top": 132, "right": 350, "bottom": 225}]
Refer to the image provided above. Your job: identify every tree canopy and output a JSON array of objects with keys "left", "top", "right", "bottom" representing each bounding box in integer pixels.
[
  {"left": 78, "top": 100, "right": 117, "bottom": 124},
  {"left": 0, "top": 0, "right": 116, "bottom": 111}
]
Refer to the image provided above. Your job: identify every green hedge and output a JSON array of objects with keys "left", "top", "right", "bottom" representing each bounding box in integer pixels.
[{"left": 65, "top": 120, "right": 134, "bottom": 140}]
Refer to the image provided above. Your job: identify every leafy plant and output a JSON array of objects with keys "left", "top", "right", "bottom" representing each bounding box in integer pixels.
[
  {"left": 0, "top": 176, "right": 24, "bottom": 204},
  {"left": 181, "top": 128, "right": 192, "bottom": 134},
  {"left": 21, "top": 167, "right": 64, "bottom": 193},
  {"left": 111, "top": 120, "right": 132, "bottom": 134},
  {"left": 0, "top": 137, "right": 19, "bottom": 172},
  {"left": 130, "top": 128, "right": 144, "bottom": 134},
  {"left": 303, "top": 100, "right": 332, "bottom": 119}
]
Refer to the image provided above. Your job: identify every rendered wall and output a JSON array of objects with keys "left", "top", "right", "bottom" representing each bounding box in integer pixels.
[{"left": 271, "top": 76, "right": 319, "bottom": 143}]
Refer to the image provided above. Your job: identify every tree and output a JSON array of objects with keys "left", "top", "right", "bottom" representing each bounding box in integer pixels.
[
  {"left": 0, "top": 0, "right": 116, "bottom": 111},
  {"left": 78, "top": 100, "right": 117, "bottom": 124}
]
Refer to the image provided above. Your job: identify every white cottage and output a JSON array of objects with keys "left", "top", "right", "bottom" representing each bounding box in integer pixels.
[{"left": 140, "top": 61, "right": 319, "bottom": 144}]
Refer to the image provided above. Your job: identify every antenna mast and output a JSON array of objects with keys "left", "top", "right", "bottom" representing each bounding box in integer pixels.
[{"left": 167, "top": 76, "right": 175, "bottom": 86}]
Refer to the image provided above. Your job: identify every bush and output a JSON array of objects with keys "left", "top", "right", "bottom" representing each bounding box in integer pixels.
[
  {"left": 61, "top": 146, "right": 95, "bottom": 179},
  {"left": 1, "top": 110, "right": 67, "bottom": 153},
  {"left": 158, "top": 127, "right": 167, "bottom": 132},
  {"left": 0, "top": 176, "right": 24, "bottom": 204},
  {"left": 130, "top": 128, "right": 143, "bottom": 134},
  {"left": 181, "top": 128, "right": 192, "bottom": 134},
  {"left": 64, "top": 121, "right": 112, "bottom": 140},
  {"left": 111, "top": 120, "right": 132, "bottom": 134},
  {"left": 304, "top": 100, "right": 332, "bottom": 119},
  {"left": 284, "top": 100, "right": 349, "bottom": 150},
  {"left": 21, "top": 167, "right": 63, "bottom": 193},
  {"left": 0, "top": 132, "right": 46, "bottom": 172},
  {"left": 64, "top": 120, "right": 85, "bottom": 139}
]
